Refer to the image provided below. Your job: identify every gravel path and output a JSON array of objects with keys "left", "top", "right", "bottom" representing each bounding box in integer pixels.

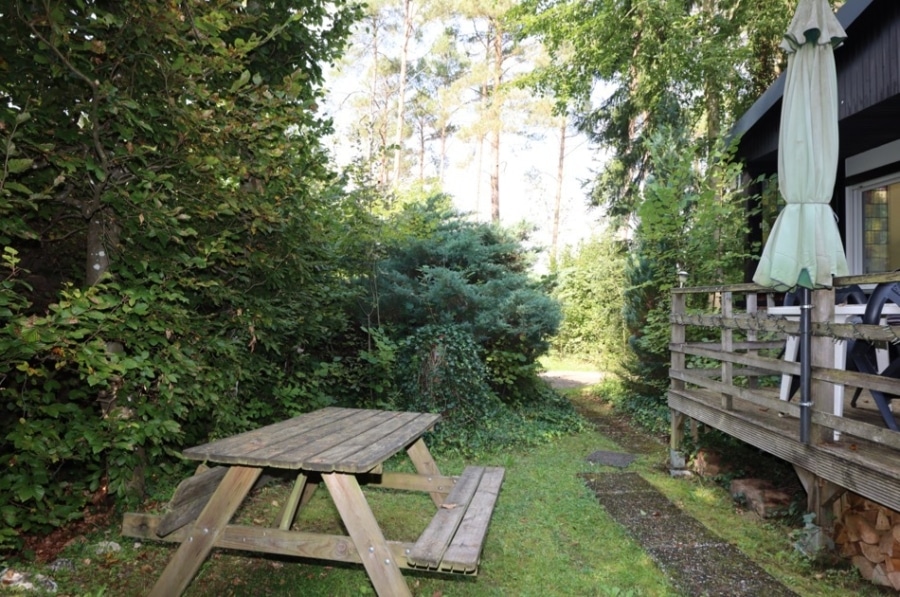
[
  {"left": 540, "top": 370, "right": 604, "bottom": 390},
  {"left": 546, "top": 372, "right": 799, "bottom": 596}
]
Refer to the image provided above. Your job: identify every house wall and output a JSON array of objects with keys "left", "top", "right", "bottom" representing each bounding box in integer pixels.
[{"left": 838, "top": 0, "right": 900, "bottom": 120}]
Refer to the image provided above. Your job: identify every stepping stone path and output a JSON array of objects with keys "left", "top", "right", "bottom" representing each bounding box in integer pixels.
[
  {"left": 547, "top": 370, "right": 801, "bottom": 594},
  {"left": 581, "top": 471, "right": 798, "bottom": 596}
]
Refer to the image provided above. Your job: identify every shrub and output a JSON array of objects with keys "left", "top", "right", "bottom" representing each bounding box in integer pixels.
[
  {"left": 368, "top": 198, "right": 562, "bottom": 404},
  {"left": 393, "top": 324, "right": 584, "bottom": 455}
]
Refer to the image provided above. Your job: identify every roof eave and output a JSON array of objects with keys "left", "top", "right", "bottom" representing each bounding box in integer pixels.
[{"left": 728, "top": 0, "right": 877, "bottom": 143}]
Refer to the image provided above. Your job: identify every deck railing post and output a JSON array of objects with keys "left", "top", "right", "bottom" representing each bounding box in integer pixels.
[
  {"left": 669, "top": 290, "right": 688, "bottom": 469},
  {"left": 811, "top": 288, "right": 835, "bottom": 444},
  {"left": 721, "top": 291, "right": 734, "bottom": 410},
  {"left": 746, "top": 292, "right": 758, "bottom": 389}
]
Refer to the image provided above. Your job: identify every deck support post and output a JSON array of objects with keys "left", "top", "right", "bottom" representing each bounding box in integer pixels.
[{"left": 794, "top": 465, "right": 843, "bottom": 534}]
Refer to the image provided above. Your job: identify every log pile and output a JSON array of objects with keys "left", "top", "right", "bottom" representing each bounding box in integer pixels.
[{"left": 833, "top": 492, "right": 900, "bottom": 591}]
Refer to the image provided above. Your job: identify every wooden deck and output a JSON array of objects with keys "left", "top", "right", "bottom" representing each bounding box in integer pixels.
[{"left": 668, "top": 275, "right": 900, "bottom": 516}]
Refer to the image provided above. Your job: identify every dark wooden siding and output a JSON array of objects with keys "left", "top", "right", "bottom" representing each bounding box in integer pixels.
[{"left": 837, "top": 0, "right": 900, "bottom": 118}]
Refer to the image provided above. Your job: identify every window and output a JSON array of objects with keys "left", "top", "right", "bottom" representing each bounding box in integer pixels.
[{"left": 847, "top": 177, "right": 900, "bottom": 274}]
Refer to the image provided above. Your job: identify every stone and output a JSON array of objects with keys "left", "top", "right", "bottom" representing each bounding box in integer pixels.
[
  {"left": 0, "top": 568, "right": 57, "bottom": 593},
  {"left": 94, "top": 540, "right": 122, "bottom": 555},
  {"left": 691, "top": 448, "right": 731, "bottom": 478},
  {"left": 730, "top": 478, "right": 792, "bottom": 519},
  {"left": 48, "top": 559, "right": 75, "bottom": 573}
]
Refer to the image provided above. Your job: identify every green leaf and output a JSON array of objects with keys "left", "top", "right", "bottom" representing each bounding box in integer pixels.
[
  {"left": 3, "top": 181, "right": 32, "bottom": 195},
  {"left": 6, "top": 159, "right": 33, "bottom": 174},
  {"left": 230, "top": 69, "right": 251, "bottom": 92}
]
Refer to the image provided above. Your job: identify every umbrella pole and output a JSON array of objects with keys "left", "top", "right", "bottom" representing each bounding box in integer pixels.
[{"left": 799, "top": 287, "right": 812, "bottom": 444}]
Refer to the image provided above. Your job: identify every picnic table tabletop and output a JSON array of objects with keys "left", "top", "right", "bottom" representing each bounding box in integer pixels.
[{"left": 182, "top": 407, "right": 441, "bottom": 473}]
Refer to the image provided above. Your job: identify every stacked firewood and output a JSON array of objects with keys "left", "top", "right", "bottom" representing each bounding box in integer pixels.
[{"left": 833, "top": 492, "right": 900, "bottom": 591}]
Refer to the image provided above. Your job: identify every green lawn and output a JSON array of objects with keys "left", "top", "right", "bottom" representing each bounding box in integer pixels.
[{"left": 38, "top": 391, "right": 878, "bottom": 597}]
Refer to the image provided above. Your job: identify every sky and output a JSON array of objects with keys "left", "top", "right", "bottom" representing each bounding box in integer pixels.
[
  {"left": 319, "top": 10, "right": 610, "bottom": 271},
  {"left": 322, "top": 71, "right": 606, "bottom": 271}
]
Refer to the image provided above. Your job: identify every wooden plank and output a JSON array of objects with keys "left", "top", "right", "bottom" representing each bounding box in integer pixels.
[
  {"left": 301, "top": 412, "right": 431, "bottom": 472},
  {"left": 181, "top": 409, "right": 439, "bottom": 472},
  {"left": 156, "top": 466, "right": 228, "bottom": 537},
  {"left": 682, "top": 341, "right": 786, "bottom": 351},
  {"left": 674, "top": 311, "right": 900, "bottom": 344},
  {"left": 675, "top": 343, "right": 800, "bottom": 376},
  {"left": 672, "top": 282, "right": 765, "bottom": 294},
  {"left": 677, "top": 340, "right": 900, "bottom": 399},
  {"left": 441, "top": 467, "right": 505, "bottom": 573},
  {"left": 323, "top": 472, "right": 412, "bottom": 597},
  {"left": 376, "top": 472, "right": 456, "bottom": 494},
  {"left": 278, "top": 472, "right": 309, "bottom": 531},
  {"left": 811, "top": 288, "right": 835, "bottom": 443},
  {"left": 182, "top": 407, "right": 354, "bottom": 463},
  {"left": 259, "top": 410, "right": 400, "bottom": 470},
  {"left": 672, "top": 369, "right": 801, "bottom": 418},
  {"left": 408, "top": 467, "right": 484, "bottom": 569},
  {"left": 123, "top": 513, "right": 416, "bottom": 568},
  {"left": 148, "top": 466, "right": 262, "bottom": 597},
  {"left": 746, "top": 293, "right": 759, "bottom": 389},
  {"left": 212, "top": 409, "right": 388, "bottom": 468},
  {"left": 406, "top": 437, "right": 444, "bottom": 506},
  {"left": 671, "top": 291, "right": 688, "bottom": 456}
]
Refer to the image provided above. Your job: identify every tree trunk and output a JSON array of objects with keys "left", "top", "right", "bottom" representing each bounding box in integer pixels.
[
  {"left": 439, "top": 122, "right": 448, "bottom": 182},
  {"left": 551, "top": 117, "right": 566, "bottom": 267},
  {"left": 391, "top": 0, "right": 413, "bottom": 186},
  {"left": 489, "top": 21, "right": 503, "bottom": 224},
  {"left": 418, "top": 124, "right": 425, "bottom": 181},
  {"left": 85, "top": 208, "right": 108, "bottom": 287}
]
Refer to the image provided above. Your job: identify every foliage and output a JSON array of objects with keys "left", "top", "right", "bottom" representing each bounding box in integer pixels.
[
  {"left": 392, "top": 324, "right": 507, "bottom": 453},
  {"left": 594, "top": 376, "right": 670, "bottom": 436},
  {"left": 344, "top": 196, "right": 580, "bottom": 454},
  {"left": 0, "top": 0, "right": 366, "bottom": 547},
  {"left": 512, "top": 0, "right": 788, "bottom": 423},
  {"left": 368, "top": 197, "right": 562, "bottom": 400},
  {"left": 552, "top": 232, "right": 628, "bottom": 372},
  {"left": 512, "top": 0, "right": 800, "bottom": 215},
  {"left": 619, "top": 129, "right": 756, "bottom": 420}
]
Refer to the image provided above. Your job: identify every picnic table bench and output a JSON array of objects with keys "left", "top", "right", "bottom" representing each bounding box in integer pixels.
[{"left": 121, "top": 407, "right": 505, "bottom": 596}]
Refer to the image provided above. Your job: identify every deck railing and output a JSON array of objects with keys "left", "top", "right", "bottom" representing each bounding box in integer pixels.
[{"left": 669, "top": 273, "right": 900, "bottom": 451}]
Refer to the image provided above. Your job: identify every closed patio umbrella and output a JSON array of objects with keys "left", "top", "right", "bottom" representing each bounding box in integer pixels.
[{"left": 752, "top": 0, "right": 848, "bottom": 444}]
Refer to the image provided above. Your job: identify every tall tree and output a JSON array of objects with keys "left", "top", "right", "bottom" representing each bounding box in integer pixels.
[
  {"left": 514, "top": 0, "right": 800, "bottom": 216},
  {"left": 406, "top": 26, "right": 468, "bottom": 182},
  {"left": 391, "top": 0, "right": 415, "bottom": 184}
]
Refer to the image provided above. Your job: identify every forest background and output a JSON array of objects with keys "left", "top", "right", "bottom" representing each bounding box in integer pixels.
[{"left": 0, "top": 0, "right": 839, "bottom": 551}]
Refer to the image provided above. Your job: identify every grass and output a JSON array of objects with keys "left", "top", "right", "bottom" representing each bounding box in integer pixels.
[{"left": 5, "top": 388, "right": 881, "bottom": 597}]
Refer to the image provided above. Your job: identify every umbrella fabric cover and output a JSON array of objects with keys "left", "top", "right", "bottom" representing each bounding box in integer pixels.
[{"left": 753, "top": 0, "right": 848, "bottom": 291}]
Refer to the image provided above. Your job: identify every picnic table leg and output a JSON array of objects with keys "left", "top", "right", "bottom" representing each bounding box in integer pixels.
[
  {"left": 406, "top": 437, "right": 444, "bottom": 507},
  {"left": 277, "top": 472, "right": 320, "bottom": 530},
  {"left": 148, "top": 466, "right": 262, "bottom": 597},
  {"left": 322, "top": 472, "right": 412, "bottom": 597}
]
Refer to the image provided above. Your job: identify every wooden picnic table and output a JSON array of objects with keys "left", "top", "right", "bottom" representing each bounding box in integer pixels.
[{"left": 122, "top": 407, "right": 504, "bottom": 596}]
